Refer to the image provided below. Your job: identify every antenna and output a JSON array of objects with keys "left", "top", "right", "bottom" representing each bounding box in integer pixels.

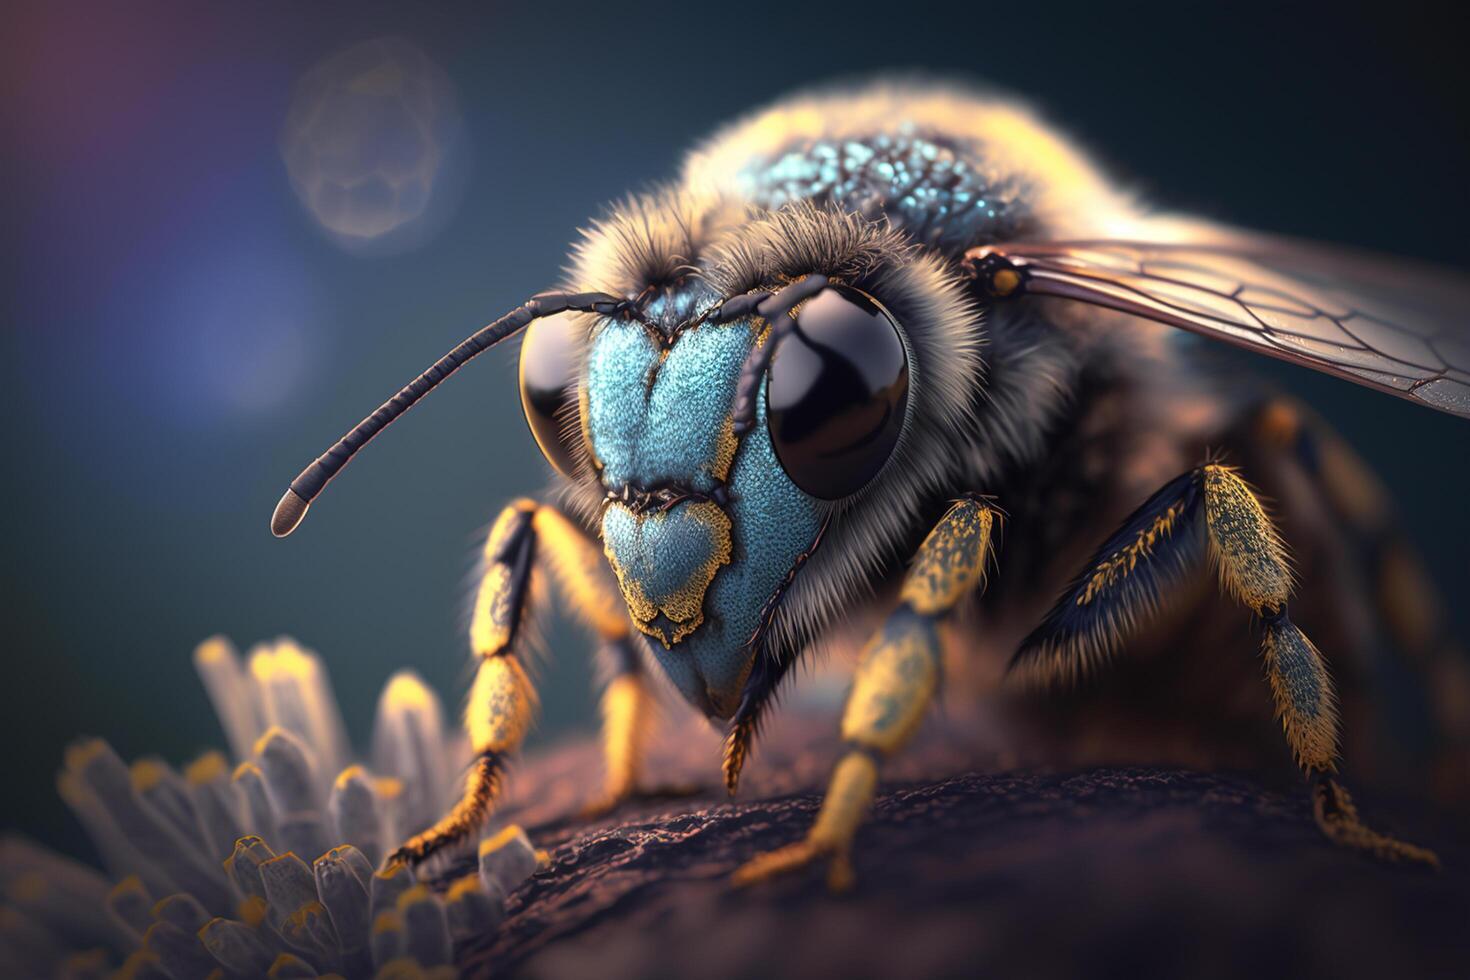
[
  {"left": 726, "top": 275, "right": 829, "bottom": 436},
  {"left": 270, "top": 290, "right": 627, "bottom": 537}
]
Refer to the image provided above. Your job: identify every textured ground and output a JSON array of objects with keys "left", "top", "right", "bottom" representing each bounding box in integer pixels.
[{"left": 438, "top": 702, "right": 1470, "bottom": 980}]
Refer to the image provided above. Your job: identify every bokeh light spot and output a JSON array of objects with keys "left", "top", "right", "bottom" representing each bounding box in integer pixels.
[{"left": 280, "top": 37, "right": 465, "bottom": 255}]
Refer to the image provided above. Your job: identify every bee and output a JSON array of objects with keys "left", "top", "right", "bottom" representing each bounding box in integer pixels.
[{"left": 271, "top": 81, "right": 1469, "bottom": 888}]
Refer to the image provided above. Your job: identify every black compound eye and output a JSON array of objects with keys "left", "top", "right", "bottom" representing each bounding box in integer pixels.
[
  {"left": 766, "top": 284, "right": 909, "bottom": 500},
  {"left": 518, "top": 314, "right": 585, "bottom": 479}
]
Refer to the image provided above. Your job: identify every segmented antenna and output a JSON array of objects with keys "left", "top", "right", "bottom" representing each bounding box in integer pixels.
[{"left": 270, "top": 290, "right": 628, "bottom": 537}]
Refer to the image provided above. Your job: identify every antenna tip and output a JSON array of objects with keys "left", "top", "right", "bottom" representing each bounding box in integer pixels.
[{"left": 271, "top": 489, "right": 310, "bottom": 538}]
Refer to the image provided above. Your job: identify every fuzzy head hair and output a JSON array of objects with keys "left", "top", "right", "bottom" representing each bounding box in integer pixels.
[
  {"left": 534, "top": 79, "right": 1146, "bottom": 732},
  {"left": 538, "top": 192, "right": 992, "bottom": 732}
]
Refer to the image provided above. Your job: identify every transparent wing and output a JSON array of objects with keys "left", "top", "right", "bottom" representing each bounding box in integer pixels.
[{"left": 970, "top": 227, "right": 1470, "bottom": 418}]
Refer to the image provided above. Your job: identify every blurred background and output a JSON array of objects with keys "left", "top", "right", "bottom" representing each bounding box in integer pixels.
[{"left": 3, "top": 1, "right": 1467, "bottom": 858}]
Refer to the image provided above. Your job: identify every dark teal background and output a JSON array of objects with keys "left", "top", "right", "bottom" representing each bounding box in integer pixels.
[{"left": 3, "top": 1, "right": 1467, "bottom": 856}]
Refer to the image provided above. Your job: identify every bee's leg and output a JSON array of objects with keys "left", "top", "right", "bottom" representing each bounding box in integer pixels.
[
  {"left": 1251, "top": 397, "right": 1470, "bottom": 801},
  {"left": 526, "top": 506, "right": 672, "bottom": 817},
  {"left": 577, "top": 637, "right": 652, "bottom": 818},
  {"left": 388, "top": 500, "right": 663, "bottom": 866},
  {"left": 732, "top": 498, "right": 996, "bottom": 892},
  {"left": 387, "top": 500, "right": 542, "bottom": 867},
  {"left": 1016, "top": 463, "right": 1438, "bottom": 866},
  {"left": 1199, "top": 464, "right": 1437, "bottom": 865}
]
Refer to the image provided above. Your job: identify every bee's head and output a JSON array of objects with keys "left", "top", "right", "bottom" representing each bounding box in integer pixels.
[
  {"left": 270, "top": 195, "right": 983, "bottom": 726},
  {"left": 521, "top": 200, "right": 984, "bottom": 720}
]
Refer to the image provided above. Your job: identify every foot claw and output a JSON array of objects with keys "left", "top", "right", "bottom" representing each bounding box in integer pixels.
[
  {"left": 1313, "top": 776, "right": 1440, "bottom": 869},
  {"left": 732, "top": 837, "right": 853, "bottom": 892},
  {"left": 826, "top": 850, "right": 856, "bottom": 894},
  {"left": 732, "top": 840, "right": 822, "bottom": 887}
]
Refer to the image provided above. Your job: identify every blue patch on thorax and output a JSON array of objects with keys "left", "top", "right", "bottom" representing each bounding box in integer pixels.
[{"left": 738, "top": 128, "right": 1026, "bottom": 251}]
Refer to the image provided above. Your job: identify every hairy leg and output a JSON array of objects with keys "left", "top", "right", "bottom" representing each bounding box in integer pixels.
[
  {"left": 389, "top": 499, "right": 656, "bottom": 866},
  {"left": 733, "top": 497, "right": 997, "bottom": 891},
  {"left": 1015, "top": 462, "right": 1437, "bottom": 866},
  {"left": 1250, "top": 397, "right": 1470, "bottom": 802},
  {"left": 389, "top": 500, "right": 540, "bottom": 867}
]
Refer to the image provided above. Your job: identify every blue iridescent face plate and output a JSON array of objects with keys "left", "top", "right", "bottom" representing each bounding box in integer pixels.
[{"left": 585, "top": 300, "right": 823, "bottom": 719}]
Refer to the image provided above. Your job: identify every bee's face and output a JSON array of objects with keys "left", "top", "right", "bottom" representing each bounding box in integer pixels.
[{"left": 525, "top": 280, "right": 911, "bottom": 719}]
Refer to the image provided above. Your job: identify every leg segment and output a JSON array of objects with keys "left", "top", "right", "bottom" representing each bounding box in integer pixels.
[
  {"left": 578, "top": 636, "right": 653, "bottom": 818},
  {"left": 390, "top": 499, "right": 654, "bottom": 866},
  {"left": 389, "top": 501, "right": 540, "bottom": 867},
  {"left": 1198, "top": 464, "right": 1339, "bottom": 774},
  {"left": 1015, "top": 463, "right": 1436, "bottom": 866},
  {"left": 733, "top": 498, "right": 996, "bottom": 891},
  {"left": 1200, "top": 465, "right": 1435, "bottom": 865},
  {"left": 1254, "top": 396, "right": 1470, "bottom": 802},
  {"left": 531, "top": 506, "right": 678, "bottom": 815}
]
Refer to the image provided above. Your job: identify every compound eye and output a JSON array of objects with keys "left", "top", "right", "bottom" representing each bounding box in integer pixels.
[
  {"left": 766, "top": 284, "right": 909, "bottom": 500},
  {"left": 518, "top": 314, "right": 585, "bottom": 479}
]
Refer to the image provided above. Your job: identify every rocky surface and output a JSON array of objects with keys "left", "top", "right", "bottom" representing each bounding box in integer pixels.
[{"left": 442, "top": 706, "right": 1469, "bottom": 980}]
